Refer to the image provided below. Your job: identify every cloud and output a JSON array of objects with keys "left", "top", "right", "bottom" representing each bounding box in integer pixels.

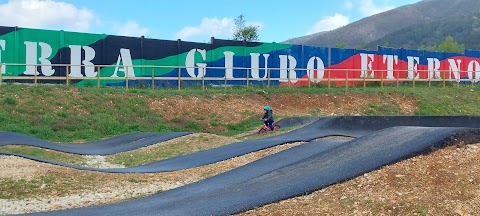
[
  {"left": 0, "top": 0, "right": 95, "bottom": 32},
  {"left": 175, "top": 17, "right": 235, "bottom": 41},
  {"left": 307, "top": 13, "right": 350, "bottom": 35},
  {"left": 358, "top": 0, "right": 394, "bottom": 16},
  {"left": 113, "top": 21, "right": 150, "bottom": 37},
  {"left": 344, "top": 0, "right": 354, "bottom": 10}
]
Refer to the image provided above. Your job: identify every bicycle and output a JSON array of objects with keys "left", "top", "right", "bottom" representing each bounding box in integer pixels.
[{"left": 257, "top": 122, "right": 281, "bottom": 134}]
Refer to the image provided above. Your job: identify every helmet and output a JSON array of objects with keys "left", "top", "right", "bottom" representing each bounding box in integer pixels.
[{"left": 264, "top": 106, "right": 271, "bottom": 111}]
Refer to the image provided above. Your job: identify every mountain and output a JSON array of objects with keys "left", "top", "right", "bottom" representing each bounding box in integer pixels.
[
  {"left": 365, "top": 13, "right": 480, "bottom": 50},
  {"left": 283, "top": 0, "right": 480, "bottom": 50}
]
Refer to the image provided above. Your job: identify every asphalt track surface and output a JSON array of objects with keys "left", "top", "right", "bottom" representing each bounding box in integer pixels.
[
  {"left": 0, "top": 132, "right": 191, "bottom": 155},
  {"left": 3, "top": 116, "right": 480, "bottom": 215}
]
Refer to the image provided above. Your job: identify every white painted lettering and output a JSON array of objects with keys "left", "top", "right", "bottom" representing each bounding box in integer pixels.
[
  {"left": 112, "top": 48, "right": 135, "bottom": 77},
  {"left": 360, "top": 53, "right": 374, "bottom": 78},
  {"left": 223, "top": 51, "right": 234, "bottom": 79},
  {"left": 306, "top": 56, "right": 325, "bottom": 82},
  {"left": 447, "top": 59, "right": 461, "bottom": 80},
  {"left": 250, "top": 53, "right": 269, "bottom": 79},
  {"left": 427, "top": 58, "right": 441, "bottom": 79},
  {"left": 467, "top": 60, "right": 480, "bottom": 82},
  {"left": 279, "top": 55, "right": 298, "bottom": 83},
  {"left": 383, "top": 55, "right": 398, "bottom": 79},
  {"left": 185, "top": 49, "right": 207, "bottom": 78},
  {"left": 407, "top": 56, "right": 419, "bottom": 80}
]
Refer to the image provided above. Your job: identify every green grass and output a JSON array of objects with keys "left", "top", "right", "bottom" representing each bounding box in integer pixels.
[
  {"left": 0, "top": 146, "right": 86, "bottom": 165},
  {"left": 0, "top": 175, "right": 56, "bottom": 199}
]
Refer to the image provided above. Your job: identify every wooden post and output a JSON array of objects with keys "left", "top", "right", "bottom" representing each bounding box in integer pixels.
[
  {"left": 308, "top": 69, "right": 311, "bottom": 89},
  {"left": 178, "top": 66, "right": 181, "bottom": 90},
  {"left": 381, "top": 70, "right": 384, "bottom": 89},
  {"left": 363, "top": 71, "right": 366, "bottom": 89},
  {"left": 34, "top": 64, "right": 37, "bottom": 85},
  {"left": 328, "top": 70, "right": 331, "bottom": 89},
  {"left": 396, "top": 70, "right": 400, "bottom": 88},
  {"left": 224, "top": 71, "right": 227, "bottom": 90},
  {"left": 428, "top": 70, "right": 431, "bottom": 88},
  {"left": 97, "top": 66, "right": 101, "bottom": 88},
  {"left": 288, "top": 69, "right": 291, "bottom": 88},
  {"left": 346, "top": 70, "right": 349, "bottom": 90},
  {"left": 201, "top": 67, "right": 205, "bottom": 91},
  {"left": 0, "top": 64, "right": 2, "bottom": 85},
  {"left": 246, "top": 69, "right": 249, "bottom": 88},
  {"left": 442, "top": 70, "right": 446, "bottom": 88},
  {"left": 413, "top": 71, "right": 416, "bottom": 88},
  {"left": 267, "top": 69, "right": 270, "bottom": 88},
  {"left": 152, "top": 67, "right": 155, "bottom": 90},
  {"left": 125, "top": 66, "right": 129, "bottom": 89},
  {"left": 66, "top": 66, "right": 69, "bottom": 86}
]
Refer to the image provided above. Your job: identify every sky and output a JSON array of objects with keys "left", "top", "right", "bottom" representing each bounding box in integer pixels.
[{"left": 0, "top": 0, "right": 421, "bottom": 43}]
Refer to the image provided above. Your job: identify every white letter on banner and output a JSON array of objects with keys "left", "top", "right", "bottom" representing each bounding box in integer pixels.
[
  {"left": 69, "top": 45, "right": 83, "bottom": 77},
  {"left": 447, "top": 59, "right": 461, "bottom": 80},
  {"left": 23, "top": 42, "right": 55, "bottom": 76},
  {"left": 112, "top": 48, "right": 135, "bottom": 77},
  {"left": 407, "top": 56, "right": 419, "bottom": 79},
  {"left": 23, "top": 42, "right": 38, "bottom": 75},
  {"left": 250, "top": 53, "right": 269, "bottom": 79},
  {"left": 427, "top": 58, "right": 441, "bottom": 79},
  {"left": 360, "top": 53, "right": 374, "bottom": 78},
  {"left": 467, "top": 60, "right": 480, "bottom": 82},
  {"left": 224, "top": 51, "right": 234, "bottom": 79},
  {"left": 82, "top": 46, "right": 97, "bottom": 77},
  {"left": 185, "top": 49, "right": 207, "bottom": 78},
  {"left": 383, "top": 55, "right": 398, "bottom": 79},
  {"left": 0, "top": 40, "right": 5, "bottom": 74},
  {"left": 70, "top": 45, "right": 97, "bottom": 77},
  {"left": 279, "top": 55, "right": 298, "bottom": 83},
  {"left": 38, "top": 42, "right": 55, "bottom": 76},
  {"left": 306, "top": 56, "right": 325, "bottom": 82}
]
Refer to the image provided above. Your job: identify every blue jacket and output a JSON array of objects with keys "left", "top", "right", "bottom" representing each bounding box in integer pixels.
[{"left": 262, "top": 110, "right": 274, "bottom": 122}]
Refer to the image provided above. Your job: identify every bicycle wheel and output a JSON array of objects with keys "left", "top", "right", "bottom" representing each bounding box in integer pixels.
[
  {"left": 258, "top": 128, "right": 267, "bottom": 134},
  {"left": 273, "top": 125, "right": 281, "bottom": 131}
]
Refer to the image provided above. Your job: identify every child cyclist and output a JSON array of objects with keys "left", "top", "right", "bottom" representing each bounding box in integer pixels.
[{"left": 261, "top": 106, "right": 275, "bottom": 130}]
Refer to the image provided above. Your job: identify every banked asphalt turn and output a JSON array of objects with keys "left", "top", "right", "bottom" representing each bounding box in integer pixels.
[{"left": 2, "top": 116, "right": 480, "bottom": 215}]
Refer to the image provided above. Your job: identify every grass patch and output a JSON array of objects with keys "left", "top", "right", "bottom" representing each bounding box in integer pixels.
[
  {"left": 0, "top": 146, "right": 86, "bottom": 165},
  {"left": 106, "top": 134, "right": 237, "bottom": 167},
  {"left": 0, "top": 175, "right": 56, "bottom": 199}
]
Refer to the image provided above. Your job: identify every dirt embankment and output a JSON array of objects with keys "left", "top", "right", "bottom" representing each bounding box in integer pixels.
[{"left": 148, "top": 93, "right": 419, "bottom": 130}]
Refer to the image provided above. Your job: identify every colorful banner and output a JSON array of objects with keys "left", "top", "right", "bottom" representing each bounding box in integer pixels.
[{"left": 0, "top": 26, "right": 479, "bottom": 87}]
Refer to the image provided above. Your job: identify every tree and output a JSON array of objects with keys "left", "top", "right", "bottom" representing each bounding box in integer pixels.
[
  {"left": 232, "top": 14, "right": 260, "bottom": 42},
  {"left": 437, "top": 36, "right": 465, "bottom": 53},
  {"left": 335, "top": 43, "right": 345, "bottom": 48},
  {"left": 418, "top": 36, "right": 465, "bottom": 53}
]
